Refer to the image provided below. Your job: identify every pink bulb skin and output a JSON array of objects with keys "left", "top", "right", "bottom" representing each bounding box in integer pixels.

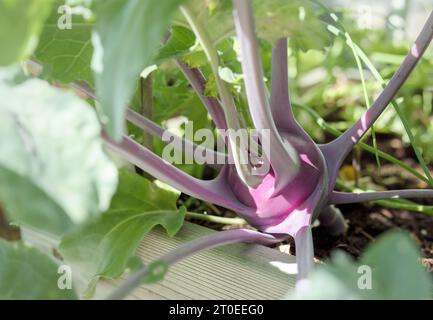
[{"left": 228, "top": 133, "right": 327, "bottom": 235}]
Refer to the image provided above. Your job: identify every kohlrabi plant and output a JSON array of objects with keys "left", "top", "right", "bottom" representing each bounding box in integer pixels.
[
  {"left": 0, "top": 0, "right": 432, "bottom": 300},
  {"left": 97, "top": 2, "right": 433, "bottom": 298}
]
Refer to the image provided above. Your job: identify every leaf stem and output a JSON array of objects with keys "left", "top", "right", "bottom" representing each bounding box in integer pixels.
[
  {"left": 270, "top": 38, "right": 311, "bottom": 142},
  {"left": 125, "top": 108, "right": 226, "bottom": 164},
  {"left": 233, "top": 0, "right": 299, "bottom": 194},
  {"left": 102, "top": 133, "right": 252, "bottom": 215},
  {"left": 335, "top": 179, "right": 433, "bottom": 217},
  {"left": 292, "top": 102, "right": 429, "bottom": 184},
  {"left": 294, "top": 226, "right": 314, "bottom": 282},
  {"left": 180, "top": 4, "right": 261, "bottom": 188},
  {"left": 176, "top": 61, "right": 228, "bottom": 130},
  {"left": 321, "top": 11, "right": 433, "bottom": 186},
  {"left": 330, "top": 189, "right": 433, "bottom": 205},
  {"left": 353, "top": 42, "right": 433, "bottom": 186},
  {"left": 106, "top": 229, "right": 286, "bottom": 300},
  {"left": 70, "top": 81, "right": 226, "bottom": 166},
  {"left": 185, "top": 212, "right": 246, "bottom": 225},
  {"left": 344, "top": 32, "right": 380, "bottom": 167}
]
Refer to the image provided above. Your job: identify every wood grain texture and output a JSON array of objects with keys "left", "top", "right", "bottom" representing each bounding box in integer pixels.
[{"left": 22, "top": 222, "right": 297, "bottom": 300}]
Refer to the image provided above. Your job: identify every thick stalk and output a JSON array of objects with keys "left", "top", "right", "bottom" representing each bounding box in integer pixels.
[
  {"left": 126, "top": 109, "right": 226, "bottom": 164},
  {"left": 294, "top": 226, "right": 314, "bottom": 282},
  {"left": 335, "top": 178, "right": 433, "bottom": 217},
  {"left": 330, "top": 189, "right": 433, "bottom": 205},
  {"left": 316, "top": 4, "right": 433, "bottom": 186},
  {"left": 270, "top": 38, "right": 311, "bottom": 142},
  {"left": 106, "top": 229, "right": 286, "bottom": 300},
  {"left": 181, "top": 4, "right": 262, "bottom": 188},
  {"left": 233, "top": 0, "right": 299, "bottom": 195},
  {"left": 321, "top": 11, "right": 433, "bottom": 185},
  {"left": 103, "top": 133, "right": 251, "bottom": 215}
]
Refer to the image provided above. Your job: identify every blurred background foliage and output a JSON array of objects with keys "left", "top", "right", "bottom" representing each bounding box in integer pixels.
[{"left": 134, "top": 0, "right": 433, "bottom": 182}]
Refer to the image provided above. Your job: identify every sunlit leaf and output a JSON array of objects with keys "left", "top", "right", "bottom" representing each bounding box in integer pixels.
[
  {"left": 35, "top": 0, "right": 94, "bottom": 84},
  {"left": 59, "top": 170, "right": 185, "bottom": 297}
]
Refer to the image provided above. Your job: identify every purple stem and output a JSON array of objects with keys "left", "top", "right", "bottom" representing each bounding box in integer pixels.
[
  {"left": 103, "top": 133, "right": 250, "bottom": 214},
  {"left": 106, "top": 229, "right": 287, "bottom": 300},
  {"left": 270, "top": 38, "right": 311, "bottom": 142},
  {"left": 233, "top": 0, "right": 300, "bottom": 195},
  {"left": 330, "top": 189, "right": 433, "bottom": 205},
  {"left": 294, "top": 226, "right": 314, "bottom": 282},
  {"left": 126, "top": 108, "right": 226, "bottom": 164},
  {"left": 177, "top": 61, "right": 228, "bottom": 130},
  {"left": 321, "top": 11, "right": 433, "bottom": 185},
  {"left": 71, "top": 81, "right": 225, "bottom": 165}
]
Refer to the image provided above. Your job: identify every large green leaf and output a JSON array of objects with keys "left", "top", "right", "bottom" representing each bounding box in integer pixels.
[
  {"left": 35, "top": 0, "right": 94, "bottom": 84},
  {"left": 156, "top": 26, "right": 196, "bottom": 62},
  {"left": 59, "top": 170, "right": 185, "bottom": 296},
  {"left": 176, "top": 0, "right": 331, "bottom": 50},
  {"left": 0, "top": 239, "right": 77, "bottom": 299},
  {"left": 92, "top": 0, "right": 186, "bottom": 141},
  {"left": 0, "top": 73, "right": 118, "bottom": 235},
  {"left": 293, "top": 231, "right": 432, "bottom": 299},
  {"left": 0, "top": 0, "right": 53, "bottom": 65}
]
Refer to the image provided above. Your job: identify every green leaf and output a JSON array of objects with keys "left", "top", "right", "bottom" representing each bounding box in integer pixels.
[
  {"left": 0, "top": 0, "right": 53, "bottom": 65},
  {"left": 92, "top": 0, "right": 186, "bottom": 141},
  {"left": 156, "top": 26, "right": 196, "bottom": 61},
  {"left": 0, "top": 74, "right": 118, "bottom": 235},
  {"left": 35, "top": 0, "right": 94, "bottom": 84},
  {"left": 148, "top": 66, "right": 212, "bottom": 178},
  {"left": 293, "top": 231, "right": 432, "bottom": 300},
  {"left": 253, "top": 0, "right": 331, "bottom": 50},
  {"left": 178, "top": 0, "right": 330, "bottom": 50},
  {"left": 183, "top": 50, "right": 208, "bottom": 68},
  {"left": 59, "top": 170, "right": 185, "bottom": 297},
  {"left": 0, "top": 239, "right": 77, "bottom": 299}
]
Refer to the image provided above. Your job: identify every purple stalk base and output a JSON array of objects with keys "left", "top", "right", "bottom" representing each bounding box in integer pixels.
[
  {"left": 100, "top": 4, "right": 433, "bottom": 298},
  {"left": 295, "top": 227, "right": 314, "bottom": 281},
  {"left": 106, "top": 229, "right": 287, "bottom": 300}
]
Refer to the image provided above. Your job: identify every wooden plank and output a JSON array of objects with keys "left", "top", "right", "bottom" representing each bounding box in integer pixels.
[{"left": 22, "top": 222, "right": 297, "bottom": 300}]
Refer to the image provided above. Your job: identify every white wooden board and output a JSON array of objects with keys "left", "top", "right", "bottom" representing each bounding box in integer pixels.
[{"left": 22, "top": 222, "right": 297, "bottom": 300}]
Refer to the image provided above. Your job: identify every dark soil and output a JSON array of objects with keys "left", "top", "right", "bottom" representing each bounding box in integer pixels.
[{"left": 312, "top": 204, "right": 433, "bottom": 263}]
